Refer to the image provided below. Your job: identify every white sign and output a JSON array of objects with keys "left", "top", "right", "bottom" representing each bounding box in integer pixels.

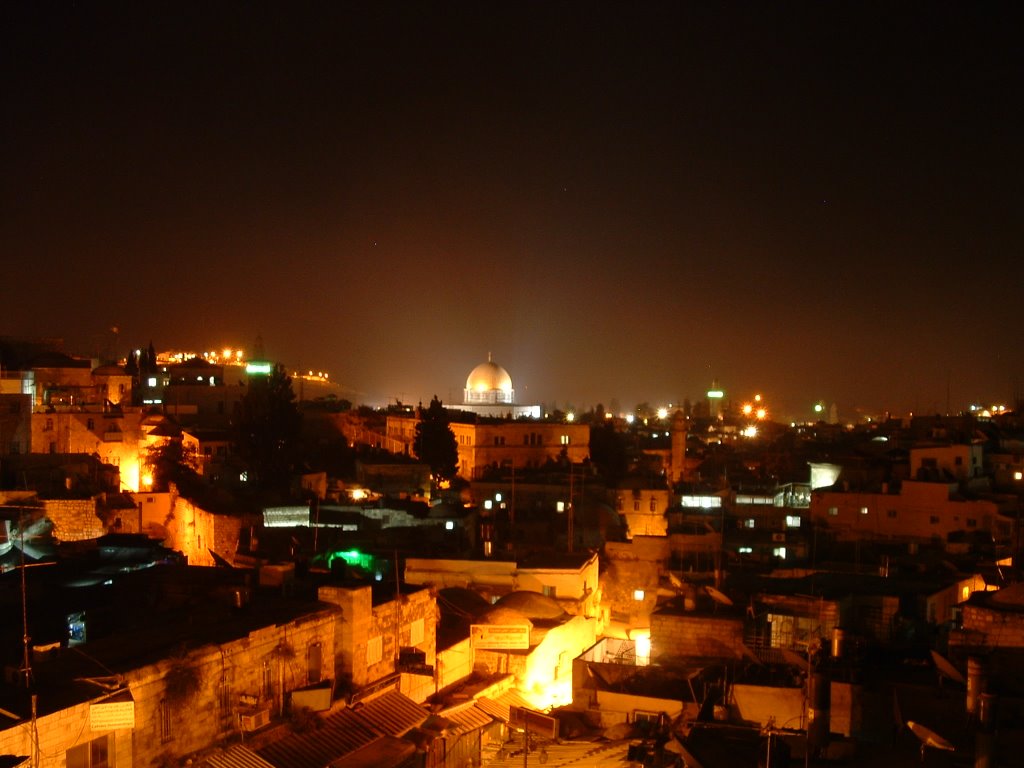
[
  {"left": 89, "top": 701, "right": 135, "bottom": 731},
  {"left": 470, "top": 624, "right": 530, "bottom": 650}
]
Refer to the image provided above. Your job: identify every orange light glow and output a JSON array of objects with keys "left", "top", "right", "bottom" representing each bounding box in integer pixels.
[
  {"left": 742, "top": 403, "right": 753, "bottom": 416},
  {"left": 756, "top": 408, "right": 767, "bottom": 420}
]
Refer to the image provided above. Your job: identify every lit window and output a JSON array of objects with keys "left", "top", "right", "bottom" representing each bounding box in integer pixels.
[
  {"left": 634, "top": 635, "right": 651, "bottom": 665},
  {"left": 738, "top": 547, "right": 753, "bottom": 554},
  {"left": 828, "top": 507, "right": 838, "bottom": 517},
  {"left": 560, "top": 435, "right": 570, "bottom": 445},
  {"left": 445, "top": 520, "right": 455, "bottom": 530},
  {"left": 773, "top": 546, "right": 787, "bottom": 559},
  {"left": 859, "top": 507, "right": 869, "bottom": 515},
  {"left": 495, "top": 493, "right": 502, "bottom": 502},
  {"left": 556, "top": 501, "right": 565, "bottom": 512},
  {"left": 367, "top": 636, "right": 383, "bottom": 665},
  {"left": 785, "top": 515, "right": 801, "bottom": 528},
  {"left": 147, "top": 377, "right": 157, "bottom": 387},
  {"left": 1015, "top": 471, "right": 1023, "bottom": 481},
  {"left": 484, "top": 500, "right": 492, "bottom": 510},
  {"left": 962, "top": 586, "right": 971, "bottom": 601},
  {"left": 744, "top": 518, "right": 755, "bottom": 529},
  {"left": 409, "top": 618, "right": 425, "bottom": 646},
  {"left": 633, "top": 589, "right": 645, "bottom": 601}
]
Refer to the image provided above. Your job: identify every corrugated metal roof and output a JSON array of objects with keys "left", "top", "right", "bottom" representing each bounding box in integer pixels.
[
  {"left": 202, "top": 746, "right": 277, "bottom": 768},
  {"left": 440, "top": 701, "right": 496, "bottom": 734},
  {"left": 351, "top": 690, "right": 428, "bottom": 736},
  {"left": 474, "top": 689, "right": 535, "bottom": 722},
  {"left": 258, "top": 708, "right": 378, "bottom": 768}
]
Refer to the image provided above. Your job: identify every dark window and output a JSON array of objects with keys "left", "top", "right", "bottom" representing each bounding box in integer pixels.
[
  {"left": 67, "top": 735, "right": 111, "bottom": 768},
  {"left": 159, "top": 701, "right": 172, "bottom": 742},
  {"left": 307, "top": 643, "right": 323, "bottom": 684}
]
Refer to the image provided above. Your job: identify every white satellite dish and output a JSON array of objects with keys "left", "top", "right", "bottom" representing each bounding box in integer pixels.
[
  {"left": 779, "top": 648, "right": 807, "bottom": 669},
  {"left": 929, "top": 650, "right": 966, "bottom": 685},
  {"left": 705, "top": 585, "right": 733, "bottom": 606},
  {"left": 907, "top": 720, "right": 955, "bottom": 760}
]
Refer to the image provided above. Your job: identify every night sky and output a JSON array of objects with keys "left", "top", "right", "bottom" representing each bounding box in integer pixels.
[{"left": 3, "top": 3, "right": 1020, "bottom": 420}]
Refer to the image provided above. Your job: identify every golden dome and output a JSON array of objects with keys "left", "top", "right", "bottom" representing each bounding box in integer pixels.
[{"left": 465, "top": 355, "right": 512, "bottom": 394}]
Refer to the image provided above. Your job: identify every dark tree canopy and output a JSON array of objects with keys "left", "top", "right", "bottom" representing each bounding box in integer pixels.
[
  {"left": 588, "top": 421, "right": 628, "bottom": 484},
  {"left": 232, "top": 364, "right": 301, "bottom": 494},
  {"left": 413, "top": 396, "right": 459, "bottom": 481},
  {"left": 146, "top": 437, "right": 201, "bottom": 495}
]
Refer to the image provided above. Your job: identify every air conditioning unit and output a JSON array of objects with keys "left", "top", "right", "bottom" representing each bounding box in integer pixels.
[{"left": 239, "top": 708, "right": 272, "bottom": 732}]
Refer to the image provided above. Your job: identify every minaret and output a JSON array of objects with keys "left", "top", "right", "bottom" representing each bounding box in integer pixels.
[
  {"left": 707, "top": 379, "right": 725, "bottom": 420},
  {"left": 670, "top": 410, "right": 687, "bottom": 484}
]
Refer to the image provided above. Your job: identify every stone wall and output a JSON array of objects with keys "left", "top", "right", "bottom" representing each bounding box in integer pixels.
[
  {"left": 44, "top": 498, "right": 106, "bottom": 541},
  {"left": 951, "top": 604, "right": 1024, "bottom": 649},
  {"left": 0, "top": 699, "right": 133, "bottom": 768},
  {"left": 125, "top": 606, "right": 337, "bottom": 768},
  {"left": 318, "top": 584, "right": 373, "bottom": 691},
  {"left": 651, "top": 611, "right": 745, "bottom": 660}
]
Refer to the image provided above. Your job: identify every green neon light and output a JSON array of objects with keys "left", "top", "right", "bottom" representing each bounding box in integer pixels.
[
  {"left": 246, "top": 362, "right": 272, "bottom": 375},
  {"left": 325, "top": 548, "right": 376, "bottom": 571},
  {"left": 707, "top": 390, "right": 724, "bottom": 399}
]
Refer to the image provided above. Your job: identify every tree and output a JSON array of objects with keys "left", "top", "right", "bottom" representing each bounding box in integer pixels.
[
  {"left": 588, "top": 421, "right": 628, "bottom": 483},
  {"left": 233, "top": 364, "right": 301, "bottom": 494},
  {"left": 413, "top": 396, "right": 459, "bottom": 482},
  {"left": 146, "top": 437, "right": 201, "bottom": 495}
]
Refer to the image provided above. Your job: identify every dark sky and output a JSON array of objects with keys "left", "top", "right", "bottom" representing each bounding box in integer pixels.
[{"left": 3, "top": 3, "right": 1020, "bottom": 420}]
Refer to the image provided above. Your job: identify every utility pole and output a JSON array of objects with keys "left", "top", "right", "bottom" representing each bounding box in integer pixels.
[{"left": 567, "top": 463, "right": 574, "bottom": 553}]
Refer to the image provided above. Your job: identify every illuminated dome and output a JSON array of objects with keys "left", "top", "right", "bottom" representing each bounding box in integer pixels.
[
  {"left": 464, "top": 354, "right": 514, "bottom": 405},
  {"left": 494, "top": 591, "right": 566, "bottom": 620}
]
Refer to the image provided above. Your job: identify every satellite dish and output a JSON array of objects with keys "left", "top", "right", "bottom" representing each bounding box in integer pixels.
[
  {"left": 739, "top": 644, "right": 763, "bottom": 665},
  {"left": 930, "top": 650, "right": 966, "bottom": 685},
  {"left": 780, "top": 648, "right": 807, "bottom": 669},
  {"left": 907, "top": 720, "right": 955, "bottom": 760},
  {"left": 705, "top": 585, "right": 734, "bottom": 606}
]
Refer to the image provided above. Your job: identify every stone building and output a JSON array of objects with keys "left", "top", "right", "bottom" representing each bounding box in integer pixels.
[
  {"left": 317, "top": 582, "right": 438, "bottom": 703},
  {"left": 0, "top": 566, "right": 338, "bottom": 768}
]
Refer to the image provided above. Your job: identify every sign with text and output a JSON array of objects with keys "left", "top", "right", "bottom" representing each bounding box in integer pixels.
[
  {"left": 470, "top": 624, "right": 530, "bottom": 650},
  {"left": 89, "top": 700, "right": 135, "bottom": 731}
]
